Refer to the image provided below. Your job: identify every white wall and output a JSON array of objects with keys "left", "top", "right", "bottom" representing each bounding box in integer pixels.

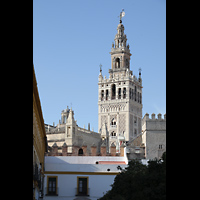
[
  {"left": 44, "top": 173, "right": 116, "bottom": 200},
  {"left": 44, "top": 156, "right": 128, "bottom": 199}
]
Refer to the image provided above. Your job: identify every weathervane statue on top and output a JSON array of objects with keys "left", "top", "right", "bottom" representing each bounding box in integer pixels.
[{"left": 119, "top": 9, "right": 125, "bottom": 23}]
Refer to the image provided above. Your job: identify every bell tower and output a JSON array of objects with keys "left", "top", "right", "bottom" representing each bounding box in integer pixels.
[
  {"left": 98, "top": 10, "right": 143, "bottom": 152},
  {"left": 110, "top": 12, "right": 132, "bottom": 79}
]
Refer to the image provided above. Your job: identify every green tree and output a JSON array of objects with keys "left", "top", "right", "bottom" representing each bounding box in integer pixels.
[{"left": 98, "top": 152, "right": 166, "bottom": 200}]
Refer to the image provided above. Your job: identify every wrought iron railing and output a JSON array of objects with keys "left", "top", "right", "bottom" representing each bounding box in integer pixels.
[
  {"left": 45, "top": 187, "right": 59, "bottom": 196},
  {"left": 75, "top": 188, "right": 90, "bottom": 196}
]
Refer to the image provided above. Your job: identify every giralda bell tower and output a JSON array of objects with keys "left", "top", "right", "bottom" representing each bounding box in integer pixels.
[{"left": 98, "top": 10, "right": 143, "bottom": 152}]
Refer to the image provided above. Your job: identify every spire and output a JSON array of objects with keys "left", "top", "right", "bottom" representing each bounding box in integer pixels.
[
  {"left": 99, "top": 63, "right": 102, "bottom": 73},
  {"left": 139, "top": 68, "right": 142, "bottom": 76},
  {"left": 111, "top": 10, "right": 128, "bottom": 51},
  {"left": 110, "top": 11, "right": 131, "bottom": 71},
  {"left": 139, "top": 68, "right": 142, "bottom": 83},
  {"left": 67, "top": 107, "right": 74, "bottom": 124},
  {"left": 99, "top": 63, "right": 103, "bottom": 82}
]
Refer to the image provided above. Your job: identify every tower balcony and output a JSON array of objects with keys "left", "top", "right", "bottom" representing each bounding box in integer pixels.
[{"left": 110, "top": 125, "right": 117, "bottom": 129}]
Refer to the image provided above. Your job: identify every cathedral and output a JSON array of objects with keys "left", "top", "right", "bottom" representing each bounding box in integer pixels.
[
  {"left": 45, "top": 12, "right": 166, "bottom": 160},
  {"left": 34, "top": 11, "right": 166, "bottom": 200}
]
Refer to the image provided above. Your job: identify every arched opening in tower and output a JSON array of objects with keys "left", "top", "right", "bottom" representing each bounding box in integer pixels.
[
  {"left": 111, "top": 84, "right": 116, "bottom": 99},
  {"left": 115, "top": 58, "right": 120, "bottom": 68}
]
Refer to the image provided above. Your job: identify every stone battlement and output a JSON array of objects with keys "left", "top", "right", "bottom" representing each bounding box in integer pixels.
[
  {"left": 142, "top": 113, "right": 166, "bottom": 130},
  {"left": 143, "top": 113, "right": 166, "bottom": 121},
  {"left": 46, "top": 142, "right": 125, "bottom": 157}
]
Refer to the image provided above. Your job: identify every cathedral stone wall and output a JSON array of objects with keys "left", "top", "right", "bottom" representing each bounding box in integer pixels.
[{"left": 142, "top": 113, "right": 166, "bottom": 159}]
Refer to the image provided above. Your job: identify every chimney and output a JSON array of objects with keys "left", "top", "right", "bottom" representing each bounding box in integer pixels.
[{"left": 88, "top": 123, "right": 90, "bottom": 131}]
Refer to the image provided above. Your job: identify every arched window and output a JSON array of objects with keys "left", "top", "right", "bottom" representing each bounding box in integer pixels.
[
  {"left": 123, "top": 88, "right": 126, "bottom": 99},
  {"left": 135, "top": 86, "right": 137, "bottom": 101},
  {"left": 101, "top": 90, "right": 104, "bottom": 101},
  {"left": 118, "top": 88, "right": 121, "bottom": 99},
  {"left": 106, "top": 89, "right": 109, "bottom": 100},
  {"left": 78, "top": 148, "right": 83, "bottom": 156},
  {"left": 126, "top": 59, "right": 129, "bottom": 68},
  {"left": 111, "top": 131, "right": 116, "bottom": 137},
  {"left": 111, "top": 84, "right": 116, "bottom": 100},
  {"left": 111, "top": 118, "right": 116, "bottom": 126},
  {"left": 115, "top": 58, "right": 120, "bottom": 68},
  {"left": 129, "top": 88, "right": 132, "bottom": 99}
]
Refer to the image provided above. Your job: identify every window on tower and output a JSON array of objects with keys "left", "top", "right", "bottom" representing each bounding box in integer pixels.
[
  {"left": 123, "top": 88, "right": 126, "bottom": 99},
  {"left": 111, "top": 84, "right": 116, "bottom": 100},
  {"left": 106, "top": 90, "right": 109, "bottom": 100},
  {"left": 111, "top": 131, "right": 116, "bottom": 137},
  {"left": 134, "top": 129, "right": 137, "bottom": 136},
  {"left": 101, "top": 90, "right": 104, "bottom": 101},
  {"left": 118, "top": 88, "right": 121, "bottom": 99},
  {"left": 115, "top": 58, "right": 120, "bottom": 68},
  {"left": 67, "top": 127, "right": 70, "bottom": 137},
  {"left": 135, "top": 86, "right": 137, "bottom": 101},
  {"left": 126, "top": 59, "right": 129, "bottom": 68},
  {"left": 111, "top": 118, "right": 117, "bottom": 126}
]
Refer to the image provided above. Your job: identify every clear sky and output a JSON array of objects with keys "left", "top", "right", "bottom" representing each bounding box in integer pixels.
[{"left": 33, "top": 0, "right": 166, "bottom": 132}]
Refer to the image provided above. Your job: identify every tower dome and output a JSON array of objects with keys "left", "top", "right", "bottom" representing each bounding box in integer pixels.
[{"left": 117, "top": 23, "right": 124, "bottom": 29}]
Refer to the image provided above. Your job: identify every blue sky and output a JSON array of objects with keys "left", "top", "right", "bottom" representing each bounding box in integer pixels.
[{"left": 33, "top": 0, "right": 166, "bottom": 132}]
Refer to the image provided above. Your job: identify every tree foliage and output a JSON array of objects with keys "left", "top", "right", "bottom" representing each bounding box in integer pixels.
[{"left": 98, "top": 152, "right": 166, "bottom": 200}]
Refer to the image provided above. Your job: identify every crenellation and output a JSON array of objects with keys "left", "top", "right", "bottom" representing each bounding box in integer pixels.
[
  {"left": 141, "top": 113, "right": 166, "bottom": 159},
  {"left": 143, "top": 113, "right": 166, "bottom": 121},
  {"left": 47, "top": 141, "right": 125, "bottom": 157}
]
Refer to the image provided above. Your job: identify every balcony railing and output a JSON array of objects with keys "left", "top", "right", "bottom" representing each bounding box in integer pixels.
[
  {"left": 110, "top": 125, "right": 117, "bottom": 129},
  {"left": 33, "top": 163, "right": 42, "bottom": 189},
  {"left": 45, "top": 187, "right": 59, "bottom": 196},
  {"left": 75, "top": 188, "right": 90, "bottom": 196}
]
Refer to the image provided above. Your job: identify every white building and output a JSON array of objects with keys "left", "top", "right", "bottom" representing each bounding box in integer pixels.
[{"left": 44, "top": 154, "right": 128, "bottom": 200}]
